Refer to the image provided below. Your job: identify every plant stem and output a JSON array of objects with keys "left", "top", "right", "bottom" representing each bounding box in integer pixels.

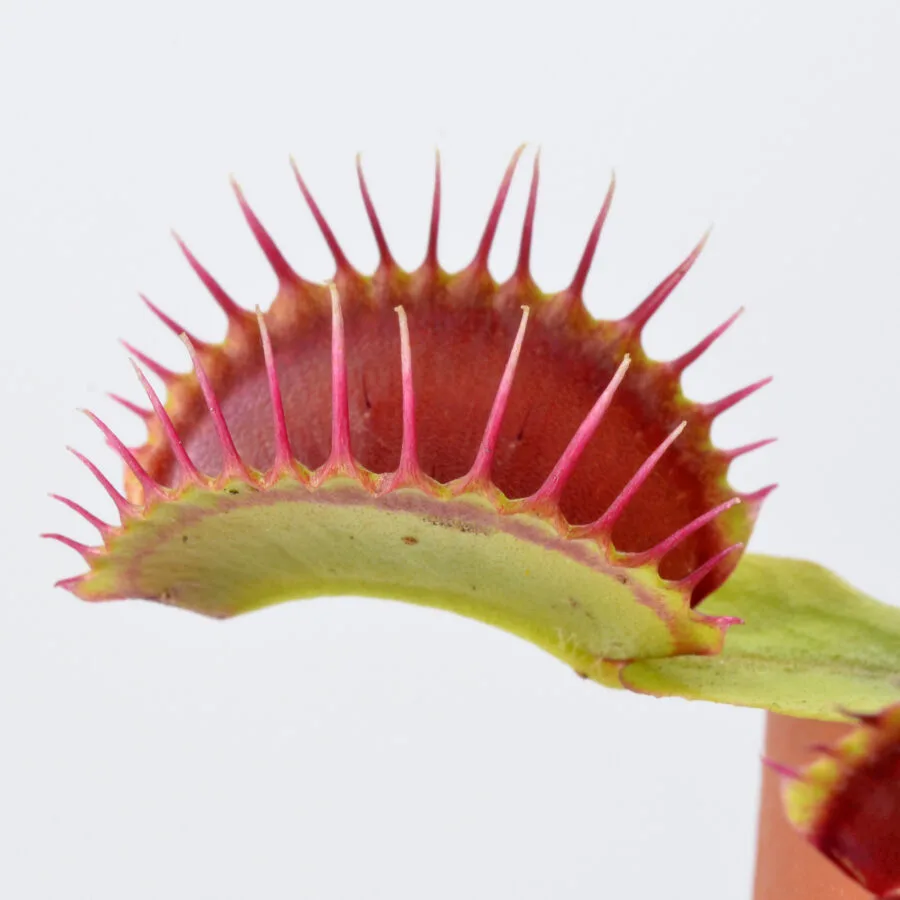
[{"left": 753, "top": 712, "right": 870, "bottom": 899}]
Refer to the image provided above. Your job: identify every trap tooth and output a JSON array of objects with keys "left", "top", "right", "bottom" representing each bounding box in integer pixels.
[
  {"left": 290, "top": 157, "right": 353, "bottom": 276},
  {"left": 231, "top": 178, "right": 299, "bottom": 286},
  {"left": 575, "top": 421, "right": 686, "bottom": 541},
  {"left": 702, "top": 376, "right": 773, "bottom": 421},
  {"left": 140, "top": 293, "right": 206, "bottom": 350},
  {"left": 460, "top": 305, "right": 531, "bottom": 489},
  {"left": 564, "top": 171, "right": 616, "bottom": 303},
  {"left": 764, "top": 758, "right": 804, "bottom": 782},
  {"left": 513, "top": 150, "right": 540, "bottom": 282},
  {"left": 528, "top": 355, "right": 632, "bottom": 511},
  {"left": 392, "top": 306, "right": 419, "bottom": 483},
  {"left": 120, "top": 341, "right": 178, "bottom": 385},
  {"left": 676, "top": 542, "right": 743, "bottom": 593},
  {"left": 721, "top": 437, "right": 777, "bottom": 464},
  {"left": 356, "top": 154, "right": 395, "bottom": 271},
  {"left": 67, "top": 447, "right": 137, "bottom": 520},
  {"left": 321, "top": 283, "right": 354, "bottom": 476},
  {"left": 627, "top": 497, "right": 741, "bottom": 568},
  {"left": 669, "top": 307, "right": 744, "bottom": 374},
  {"left": 471, "top": 145, "right": 526, "bottom": 272},
  {"left": 54, "top": 574, "right": 90, "bottom": 594},
  {"left": 41, "top": 533, "right": 97, "bottom": 560},
  {"left": 82, "top": 409, "right": 165, "bottom": 501},
  {"left": 621, "top": 231, "right": 709, "bottom": 339},
  {"left": 424, "top": 150, "right": 441, "bottom": 270},
  {"left": 131, "top": 361, "right": 203, "bottom": 486},
  {"left": 181, "top": 335, "right": 251, "bottom": 481},
  {"left": 379, "top": 306, "right": 422, "bottom": 492},
  {"left": 49, "top": 494, "right": 113, "bottom": 537},
  {"left": 108, "top": 393, "right": 152, "bottom": 421},
  {"left": 741, "top": 483, "right": 778, "bottom": 523},
  {"left": 173, "top": 231, "right": 249, "bottom": 325},
  {"left": 255, "top": 308, "right": 295, "bottom": 475}
]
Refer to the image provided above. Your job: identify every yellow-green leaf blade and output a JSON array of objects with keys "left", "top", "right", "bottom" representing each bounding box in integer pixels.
[{"left": 613, "top": 554, "right": 900, "bottom": 720}]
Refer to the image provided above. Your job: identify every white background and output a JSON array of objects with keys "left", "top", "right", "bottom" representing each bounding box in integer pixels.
[{"left": 2, "top": 1, "right": 899, "bottom": 897}]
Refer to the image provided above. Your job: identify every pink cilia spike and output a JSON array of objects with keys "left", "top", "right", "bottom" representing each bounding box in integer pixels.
[
  {"left": 566, "top": 172, "right": 617, "bottom": 299},
  {"left": 722, "top": 436, "right": 777, "bottom": 463},
  {"left": 120, "top": 341, "right": 178, "bottom": 385},
  {"left": 706, "top": 613, "right": 744, "bottom": 632},
  {"left": 514, "top": 149, "right": 540, "bottom": 281},
  {"left": 530, "top": 355, "right": 632, "bottom": 509},
  {"left": 676, "top": 541, "right": 743, "bottom": 593},
  {"left": 462, "top": 306, "right": 531, "bottom": 488},
  {"left": 82, "top": 409, "right": 165, "bottom": 501},
  {"left": 230, "top": 178, "right": 297, "bottom": 284},
  {"left": 626, "top": 497, "right": 741, "bottom": 567},
  {"left": 54, "top": 575, "right": 88, "bottom": 594},
  {"left": 622, "top": 229, "right": 710, "bottom": 336},
  {"left": 471, "top": 145, "right": 526, "bottom": 271},
  {"left": 49, "top": 493, "right": 113, "bottom": 536},
  {"left": 424, "top": 149, "right": 441, "bottom": 270},
  {"left": 255, "top": 307, "right": 294, "bottom": 472},
  {"left": 356, "top": 154, "right": 395, "bottom": 269},
  {"left": 325, "top": 282, "right": 353, "bottom": 472},
  {"left": 130, "top": 361, "right": 203, "bottom": 485},
  {"left": 172, "top": 231, "right": 247, "bottom": 322},
  {"left": 140, "top": 293, "right": 206, "bottom": 349},
  {"left": 180, "top": 336, "right": 251, "bottom": 480},
  {"left": 108, "top": 393, "right": 152, "bottom": 421},
  {"left": 763, "top": 758, "right": 804, "bottom": 782},
  {"left": 41, "top": 532, "right": 97, "bottom": 560},
  {"left": 579, "top": 421, "right": 687, "bottom": 539},
  {"left": 743, "top": 482, "right": 778, "bottom": 507},
  {"left": 669, "top": 307, "right": 743, "bottom": 374},
  {"left": 383, "top": 305, "right": 419, "bottom": 487},
  {"left": 67, "top": 447, "right": 138, "bottom": 520},
  {"left": 289, "top": 157, "right": 352, "bottom": 274},
  {"left": 703, "top": 376, "right": 773, "bottom": 420},
  {"left": 742, "top": 483, "right": 778, "bottom": 527}
]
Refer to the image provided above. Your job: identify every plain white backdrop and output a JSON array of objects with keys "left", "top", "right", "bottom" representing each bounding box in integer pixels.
[{"left": 2, "top": 1, "right": 899, "bottom": 897}]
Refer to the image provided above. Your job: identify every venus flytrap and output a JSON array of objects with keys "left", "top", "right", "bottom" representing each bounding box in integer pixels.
[
  {"left": 45, "top": 148, "right": 900, "bottom": 896},
  {"left": 775, "top": 703, "right": 900, "bottom": 898}
]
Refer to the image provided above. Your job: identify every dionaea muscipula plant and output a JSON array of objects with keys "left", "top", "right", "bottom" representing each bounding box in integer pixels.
[
  {"left": 776, "top": 703, "right": 900, "bottom": 898},
  {"left": 46, "top": 148, "right": 900, "bottom": 891}
]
